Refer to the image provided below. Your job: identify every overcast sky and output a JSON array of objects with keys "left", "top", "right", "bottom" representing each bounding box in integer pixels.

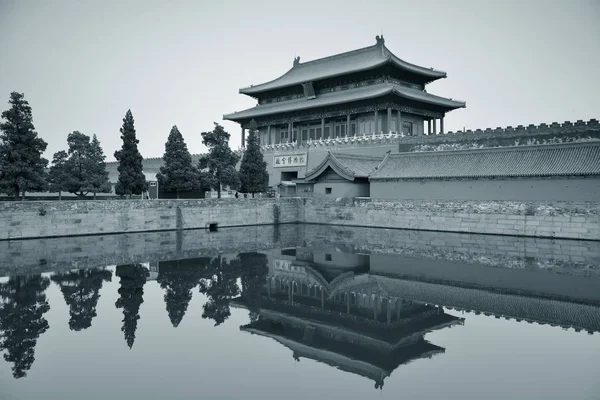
[{"left": 1, "top": 0, "right": 599, "bottom": 161}]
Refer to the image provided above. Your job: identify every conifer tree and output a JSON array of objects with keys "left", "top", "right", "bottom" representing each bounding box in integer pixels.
[
  {"left": 114, "top": 110, "right": 147, "bottom": 198},
  {"left": 0, "top": 92, "right": 48, "bottom": 200},
  {"left": 51, "top": 132, "right": 112, "bottom": 198},
  {"left": 85, "top": 134, "right": 112, "bottom": 199},
  {"left": 238, "top": 119, "right": 269, "bottom": 197},
  {"left": 198, "top": 123, "right": 239, "bottom": 198},
  {"left": 156, "top": 125, "right": 199, "bottom": 199},
  {"left": 48, "top": 150, "right": 70, "bottom": 200}
]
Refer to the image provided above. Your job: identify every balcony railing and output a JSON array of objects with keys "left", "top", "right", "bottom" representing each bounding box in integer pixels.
[{"left": 259, "top": 131, "right": 404, "bottom": 152}]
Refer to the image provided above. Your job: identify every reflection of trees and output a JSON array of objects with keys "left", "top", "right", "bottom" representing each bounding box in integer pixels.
[
  {"left": 238, "top": 252, "right": 269, "bottom": 320},
  {"left": 51, "top": 268, "right": 112, "bottom": 331},
  {"left": 0, "top": 275, "right": 51, "bottom": 379},
  {"left": 115, "top": 264, "right": 148, "bottom": 349},
  {"left": 198, "top": 256, "right": 241, "bottom": 326},
  {"left": 197, "top": 252, "right": 270, "bottom": 326},
  {"left": 157, "top": 258, "right": 210, "bottom": 328}
]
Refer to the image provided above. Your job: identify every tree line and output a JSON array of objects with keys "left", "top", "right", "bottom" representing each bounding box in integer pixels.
[{"left": 0, "top": 91, "right": 268, "bottom": 200}]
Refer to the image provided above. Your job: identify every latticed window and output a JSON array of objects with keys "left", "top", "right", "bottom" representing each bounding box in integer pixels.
[{"left": 403, "top": 122, "right": 413, "bottom": 135}]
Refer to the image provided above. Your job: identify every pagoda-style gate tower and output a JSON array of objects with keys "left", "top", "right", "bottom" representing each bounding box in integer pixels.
[{"left": 224, "top": 36, "right": 466, "bottom": 188}]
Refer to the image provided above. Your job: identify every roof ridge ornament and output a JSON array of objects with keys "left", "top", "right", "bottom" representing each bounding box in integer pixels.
[
  {"left": 375, "top": 35, "right": 385, "bottom": 46},
  {"left": 293, "top": 56, "right": 301, "bottom": 67}
]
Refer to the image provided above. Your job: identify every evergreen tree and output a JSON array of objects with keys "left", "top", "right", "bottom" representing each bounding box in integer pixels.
[
  {"left": 84, "top": 134, "right": 111, "bottom": 199},
  {"left": 62, "top": 131, "right": 94, "bottom": 197},
  {"left": 48, "top": 150, "right": 70, "bottom": 200},
  {"left": 198, "top": 256, "right": 241, "bottom": 326},
  {"left": 115, "top": 264, "right": 149, "bottom": 348},
  {"left": 114, "top": 110, "right": 147, "bottom": 198},
  {"left": 238, "top": 119, "right": 269, "bottom": 197},
  {"left": 157, "top": 258, "right": 209, "bottom": 327},
  {"left": 51, "top": 268, "right": 112, "bottom": 331},
  {"left": 0, "top": 275, "right": 51, "bottom": 379},
  {"left": 53, "top": 132, "right": 112, "bottom": 198},
  {"left": 156, "top": 125, "right": 200, "bottom": 199},
  {"left": 0, "top": 92, "right": 48, "bottom": 200},
  {"left": 198, "top": 123, "right": 239, "bottom": 198}
]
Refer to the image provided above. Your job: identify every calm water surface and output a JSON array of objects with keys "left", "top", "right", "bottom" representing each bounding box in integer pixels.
[{"left": 1, "top": 226, "right": 599, "bottom": 400}]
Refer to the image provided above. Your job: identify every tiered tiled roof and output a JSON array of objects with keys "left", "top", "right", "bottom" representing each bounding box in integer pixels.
[
  {"left": 369, "top": 142, "right": 600, "bottom": 180},
  {"left": 239, "top": 37, "right": 446, "bottom": 95},
  {"left": 303, "top": 151, "right": 386, "bottom": 181},
  {"left": 224, "top": 82, "right": 465, "bottom": 121}
]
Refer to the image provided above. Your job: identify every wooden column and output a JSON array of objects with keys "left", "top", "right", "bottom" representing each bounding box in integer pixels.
[
  {"left": 267, "top": 125, "right": 271, "bottom": 145},
  {"left": 398, "top": 110, "right": 403, "bottom": 135},
  {"left": 321, "top": 288, "right": 324, "bottom": 308},
  {"left": 440, "top": 116, "right": 445, "bottom": 134},
  {"left": 373, "top": 110, "right": 378, "bottom": 133},
  {"left": 433, "top": 119, "right": 437, "bottom": 135},
  {"left": 428, "top": 119, "right": 432, "bottom": 135},
  {"left": 387, "top": 107, "right": 392, "bottom": 133},
  {"left": 346, "top": 113, "right": 351, "bottom": 137},
  {"left": 346, "top": 293, "right": 350, "bottom": 314},
  {"left": 241, "top": 126, "right": 246, "bottom": 148},
  {"left": 288, "top": 121, "right": 293, "bottom": 143},
  {"left": 321, "top": 118, "right": 325, "bottom": 139}
]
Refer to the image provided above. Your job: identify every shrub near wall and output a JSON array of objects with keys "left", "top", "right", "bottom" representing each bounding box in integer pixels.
[{"left": 300, "top": 197, "right": 600, "bottom": 240}]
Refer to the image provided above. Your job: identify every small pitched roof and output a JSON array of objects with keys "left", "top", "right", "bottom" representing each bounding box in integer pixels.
[
  {"left": 369, "top": 142, "right": 600, "bottom": 180},
  {"left": 304, "top": 152, "right": 386, "bottom": 182},
  {"left": 224, "top": 82, "right": 465, "bottom": 122},
  {"left": 240, "top": 37, "right": 446, "bottom": 95}
]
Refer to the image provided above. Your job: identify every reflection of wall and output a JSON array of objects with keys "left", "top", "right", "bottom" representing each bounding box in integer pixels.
[
  {"left": 1, "top": 225, "right": 301, "bottom": 276},
  {"left": 369, "top": 254, "right": 600, "bottom": 304}
]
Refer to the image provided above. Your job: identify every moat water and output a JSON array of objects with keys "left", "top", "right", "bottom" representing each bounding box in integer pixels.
[{"left": 1, "top": 225, "right": 599, "bottom": 400}]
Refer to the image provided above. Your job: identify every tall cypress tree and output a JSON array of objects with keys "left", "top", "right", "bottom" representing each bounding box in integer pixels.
[
  {"left": 84, "top": 134, "right": 112, "bottom": 199},
  {"left": 0, "top": 92, "right": 48, "bottom": 200},
  {"left": 156, "top": 125, "right": 199, "bottom": 199},
  {"left": 114, "top": 110, "right": 147, "bottom": 198},
  {"left": 238, "top": 119, "right": 269, "bottom": 196},
  {"left": 48, "top": 150, "right": 70, "bottom": 200}
]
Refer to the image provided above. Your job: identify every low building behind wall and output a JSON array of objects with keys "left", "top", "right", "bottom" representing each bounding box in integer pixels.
[
  {"left": 293, "top": 152, "right": 384, "bottom": 198},
  {"left": 369, "top": 142, "right": 600, "bottom": 202}
]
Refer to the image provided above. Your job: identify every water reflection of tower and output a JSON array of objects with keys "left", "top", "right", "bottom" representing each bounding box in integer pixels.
[{"left": 232, "top": 247, "right": 464, "bottom": 389}]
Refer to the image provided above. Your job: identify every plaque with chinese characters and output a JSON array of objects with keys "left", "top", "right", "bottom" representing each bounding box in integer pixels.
[{"left": 273, "top": 153, "right": 307, "bottom": 168}]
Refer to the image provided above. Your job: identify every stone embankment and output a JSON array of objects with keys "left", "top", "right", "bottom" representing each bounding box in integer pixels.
[{"left": 0, "top": 197, "right": 598, "bottom": 240}]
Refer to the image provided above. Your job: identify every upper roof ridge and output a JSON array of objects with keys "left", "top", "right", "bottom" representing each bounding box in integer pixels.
[{"left": 292, "top": 43, "right": 380, "bottom": 70}]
